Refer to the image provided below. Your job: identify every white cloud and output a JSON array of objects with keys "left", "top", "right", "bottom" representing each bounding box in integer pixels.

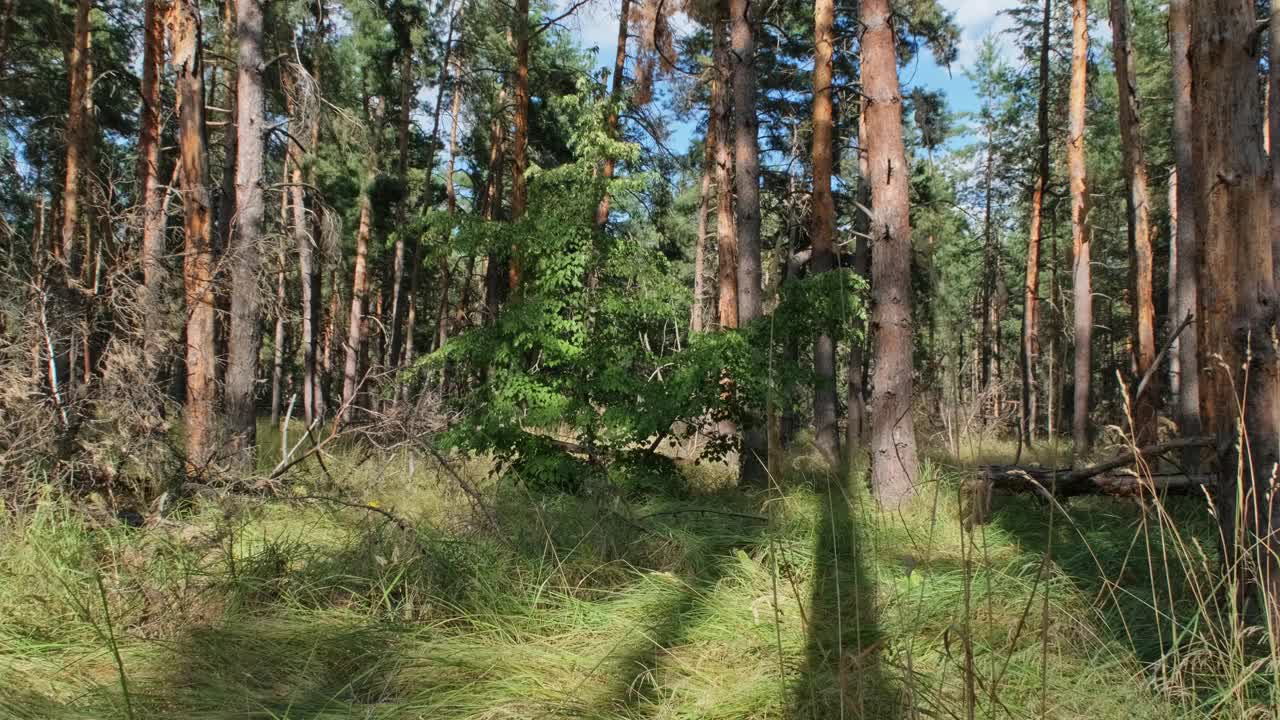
[{"left": 947, "top": 0, "right": 1020, "bottom": 68}]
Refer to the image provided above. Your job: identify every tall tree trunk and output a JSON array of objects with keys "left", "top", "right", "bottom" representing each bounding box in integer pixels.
[
  {"left": 226, "top": 0, "right": 266, "bottom": 462},
  {"left": 430, "top": 46, "right": 465, "bottom": 366},
  {"left": 416, "top": 9, "right": 461, "bottom": 368},
  {"left": 482, "top": 85, "right": 508, "bottom": 322},
  {"left": 712, "top": 18, "right": 736, "bottom": 330},
  {"left": 980, "top": 123, "right": 997, "bottom": 392},
  {"left": 1021, "top": 0, "right": 1049, "bottom": 448},
  {"left": 730, "top": 0, "right": 762, "bottom": 325},
  {"left": 690, "top": 114, "right": 713, "bottom": 334},
  {"left": 341, "top": 183, "right": 374, "bottom": 423},
  {"left": 509, "top": 0, "right": 530, "bottom": 290},
  {"left": 168, "top": 0, "right": 218, "bottom": 476},
  {"left": 386, "top": 43, "right": 414, "bottom": 369},
  {"left": 304, "top": 0, "right": 327, "bottom": 421},
  {"left": 1110, "top": 0, "right": 1157, "bottom": 446},
  {"left": 1068, "top": 0, "right": 1092, "bottom": 457},
  {"left": 285, "top": 81, "right": 317, "bottom": 426},
  {"left": 863, "top": 0, "right": 920, "bottom": 506},
  {"left": 1187, "top": 0, "right": 1280, "bottom": 604},
  {"left": 60, "top": 0, "right": 91, "bottom": 273},
  {"left": 810, "top": 0, "right": 839, "bottom": 463},
  {"left": 846, "top": 99, "right": 871, "bottom": 460},
  {"left": 1167, "top": 171, "right": 1181, "bottom": 403},
  {"left": 1192, "top": 0, "right": 1280, "bottom": 630},
  {"left": 139, "top": 0, "right": 167, "bottom": 370},
  {"left": 340, "top": 91, "right": 381, "bottom": 424},
  {"left": 594, "top": 0, "right": 630, "bottom": 230},
  {"left": 270, "top": 192, "right": 287, "bottom": 428},
  {"left": 1271, "top": 6, "right": 1280, "bottom": 290}
]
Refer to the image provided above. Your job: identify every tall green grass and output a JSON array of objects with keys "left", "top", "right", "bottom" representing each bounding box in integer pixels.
[{"left": 0, "top": 436, "right": 1270, "bottom": 719}]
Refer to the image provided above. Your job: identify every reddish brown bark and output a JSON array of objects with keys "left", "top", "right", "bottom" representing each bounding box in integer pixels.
[
  {"left": 340, "top": 90, "right": 382, "bottom": 423},
  {"left": 1192, "top": 0, "right": 1280, "bottom": 632},
  {"left": 1068, "top": 0, "right": 1091, "bottom": 457},
  {"left": 1109, "top": 0, "right": 1158, "bottom": 446},
  {"left": 1021, "top": 0, "right": 1049, "bottom": 446},
  {"left": 60, "top": 0, "right": 92, "bottom": 272},
  {"left": 509, "top": 0, "right": 530, "bottom": 291},
  {"left": 730, "top": 0, "right": 765, "bottom": 482},
  {"left": 167, "top": 0, "right": 218, "bottom": 475},
  {"left": 712, "top": 18, "right": 736, "bottom": 330},
  {"left": 594, "top": 0, "right": 631, "bottom": 230},
  {"left": 863, "top": 0, "right": 920, "bottom": 506},
  {"left": 690, "top": 114, "right": 713, "bottom": 334},
  {"left": 341, "top": 158, "right": 376, "bottom": 423},
  {"left": 138, "top": 0, "right": 167, "bottom": 367},
  {"left": 810, "top": 0, "right": 839, "bottom": 462}
]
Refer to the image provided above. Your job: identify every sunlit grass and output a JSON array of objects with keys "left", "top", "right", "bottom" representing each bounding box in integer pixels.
[{"left": 0, "top": 435, "right": 1269, "bottom": 719}]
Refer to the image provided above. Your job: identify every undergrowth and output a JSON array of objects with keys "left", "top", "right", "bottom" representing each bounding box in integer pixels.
[{"left": 0, "top": 433, "right": 1271, "bottom": 719}]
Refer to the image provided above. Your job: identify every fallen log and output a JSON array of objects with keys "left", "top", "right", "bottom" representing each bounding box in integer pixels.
[
  {"left": 976, "top": 467, "right": 1213, "bottom": 497},
  {"left": 963, "top": 436, "right": 1216, "bottom": 526}
]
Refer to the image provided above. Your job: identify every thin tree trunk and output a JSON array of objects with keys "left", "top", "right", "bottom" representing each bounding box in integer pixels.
[
  {"left": 226, "top": 0, "right": 266, "bottom": 462},
  {"left": 285, "top": 85, "right": 316, "bottom": 425},
  {"left": 810, "top": 0, "right": 839, "bottom": 463},
  {"left": 509, "top": 0, "right": 530, "bottom": 290},
  {"left": 139, "top": 0, "right": 167, "bottom": 371},
  {"left": 594, "top": 0, "right": 630, "bottom": 230},
  {"left": 1167, "top": 173, "right": 1181, "bottom": 404},
  {"left": 416, "top": 9, "right": 461, "bottom": 367},
  {"left": 386, "top": 35, "right": 414, "bottom": 371},
  {"left": 863, "top": 0, "right": 920, "bottom": 506},
  {"left": 168, "top": 0, "right": 218, "bottom": 476},
  {"left": 1021, "top": 0, "right": 1050, "bottom": 448},
  {"left": 690, "top": 113, "right": 713, "bottom": 334},
  {"left": 270, "top": 193, "right": 287, "bottom": 428},
  {"left": 308, "top": 0, "right": 327, "bottom": 421},
  {"left": 430, "top": 47, "right": 465, "bottom": 365},
  {"left": 340, "top": 90, "right": 381, "bottom": 424},
  {"left": 1110, "top": 0, "right": 1157, "bottom": 446},
  {"left": 846, "top": 99, "right": 871, "bottom": 460},
  {"left": 712, "top": 18, "right": 736, "bottom": 330},
  {"left": 482, "top": 85, "right": 508, "bottom": 322},
  {"left": 980, "top": 123, "right": 997, "bottom": 393},
  {"left": 60, "top": 0, "right": 91, "bottom": 273},
  {"left": 1191, "top": 0, "right": 1280, "bottom": 632},
  {"left": 1068, "top": 0, "right": 1091, "bottom": 458}
]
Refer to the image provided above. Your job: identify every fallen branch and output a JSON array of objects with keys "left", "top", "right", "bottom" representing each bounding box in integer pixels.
[{"left": 966, "top": 436, "right": 1217, "bottom": 523}]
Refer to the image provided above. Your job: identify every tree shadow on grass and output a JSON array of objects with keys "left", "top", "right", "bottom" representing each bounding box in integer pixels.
[
  {"left": 790, "top": 471, "right": 900, "bottom": 720},
  {"left": 141, "top": 611, "right": 408, "bottom": 719},
  {"left": 988, "top": 492, "right": 1218, "bottom": 668},
  {"left": 580, "top": 497, "right": 770, "bottom": 718}
]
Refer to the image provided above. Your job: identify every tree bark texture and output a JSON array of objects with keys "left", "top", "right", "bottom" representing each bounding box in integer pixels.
[
  {"left": 1021, "top": 0, "right": 1050, "bottom": 447},
  {"left": 167, "top": 0, "right": 218, "bottom": 475},
  {"left": 1109, "top": 0, "right": 1158, "bottom": 446},
  {"left": 1190, "top": 0, "right": 1280, "bottom": 618},
  {"left": 1068, "top": 0, "right": 1092, "bottom": 457},
  {"left": 810, "top": 0, "right": 839, "bottom": 463},
  {"left": 712, "top": 18, "right": 736, "bottom": 331},
  {"left": 1168, "top": 0, "right": 1201, "bottom": 466},
  {"left": 60, "top": 0, "right": 92, "bottom": 273},
  {"left": 863, "top": 0, "right": 921, "bottom": 506},
  {"left": 226, "top": 0, "right": 266, "bottom": 461},
  {"left": 139, "top": 0, "right": 168, "bottom": 369}
]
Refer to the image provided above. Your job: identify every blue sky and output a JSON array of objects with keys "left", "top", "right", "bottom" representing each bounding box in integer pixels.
[{"left": 558, "top": 0, "right": 1022, "bottom": 148}]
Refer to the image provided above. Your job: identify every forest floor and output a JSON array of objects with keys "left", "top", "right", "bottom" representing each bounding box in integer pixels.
[{"left": 0, "top": 425, "right": 1273, "bottom": 719}]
